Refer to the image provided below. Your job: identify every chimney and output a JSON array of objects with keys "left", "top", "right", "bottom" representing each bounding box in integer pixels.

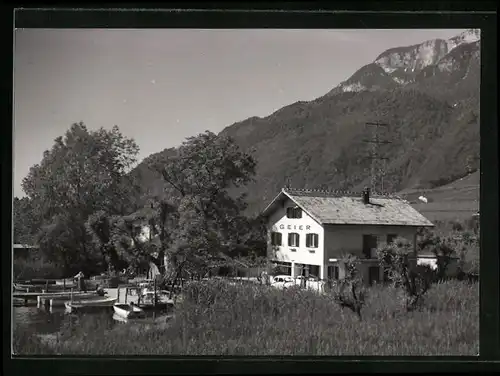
[{"left": 363, "top": 187, "right": 370, "bottom": 204}]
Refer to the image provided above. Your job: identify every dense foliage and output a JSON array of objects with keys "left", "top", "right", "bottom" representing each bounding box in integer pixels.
[
  {"left": 145, "top": 131, "right": 264, "bottom": 283},
  {"left": 17, "top": 123, "right": 141, "bottom": 276},
  {"left": 14, "top": 127, "right": 266, "bottom": 279}
]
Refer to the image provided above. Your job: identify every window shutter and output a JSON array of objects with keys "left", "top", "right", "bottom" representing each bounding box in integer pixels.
[{"left": 291, "top": 233, "right": 299, "bottom": 247}]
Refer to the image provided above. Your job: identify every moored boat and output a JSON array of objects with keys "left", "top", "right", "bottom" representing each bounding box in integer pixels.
[
  {"left": 14, "top": 282, "right": 76, "bottom": 292},
  {"left": 113, "top": 303, "right": 145, "bottom": 319},
  {"left": 42, "top": 292, "right": 103, "bottom": 307},
  {"left": 64, "top": 297, "right": 117, "bottom": 313}
]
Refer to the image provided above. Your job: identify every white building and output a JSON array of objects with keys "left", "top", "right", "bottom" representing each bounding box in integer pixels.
[{"left": 262, "top": 187, "right": 435, "bottom": 286}]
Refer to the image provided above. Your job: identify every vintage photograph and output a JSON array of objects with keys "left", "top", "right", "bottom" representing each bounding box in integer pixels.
[{"left": 13, "top": 27, "right": 480, "bottom": 356}]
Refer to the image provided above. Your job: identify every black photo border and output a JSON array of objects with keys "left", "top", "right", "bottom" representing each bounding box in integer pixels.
[{"left": 4, "top": 2, "right": 498, "bottom": 374}]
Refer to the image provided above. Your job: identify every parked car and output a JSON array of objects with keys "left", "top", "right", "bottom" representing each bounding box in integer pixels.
[
  {"left": 270, "top": 275, "right": 295, "bottom": 289},
  {"left": 295, "top": 275, "right": 319, "bottom": 282}
]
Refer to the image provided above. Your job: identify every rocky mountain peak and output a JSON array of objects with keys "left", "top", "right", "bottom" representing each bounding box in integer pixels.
[
  {"left": 446, "top": 29, "right": 481, "bottom": 52},
  {"left": 329, "top": 29, "right": 481, "bottom": 95},
  {"left": 375, "top": 38, "right": 449, "bottom": 74}
]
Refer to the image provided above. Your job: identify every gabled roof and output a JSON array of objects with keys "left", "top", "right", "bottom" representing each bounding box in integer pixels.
[{"left": 262, "top": 188, "right": 435, "bottom": 227}]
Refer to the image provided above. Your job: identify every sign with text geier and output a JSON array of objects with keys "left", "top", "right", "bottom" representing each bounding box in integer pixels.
[{"left": 278, "top": 224, "right": 311, "bottom": 231}]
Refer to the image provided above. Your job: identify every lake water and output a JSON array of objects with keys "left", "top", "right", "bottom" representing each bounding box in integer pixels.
[
  {"left": 13, "top": 305, "right": 118, "bottom": 334},
  {"left": 12, "top": 286, "right": 176, "bottom": 343},
  {"left": 13, "top": 303, "right": 172, "bottom": 336}
]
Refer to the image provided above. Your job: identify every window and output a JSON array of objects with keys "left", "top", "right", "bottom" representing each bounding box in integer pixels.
[
  {"left": 271, "top": 232, "right": 282, "bottom": 246},
  {"left": 286, "top": 207, "right": 302, "bottom": 219},
  {"left": 368, "top": 266, "right": 380, "bottom": 286},
  {"left": 363, "top": 235, "right": 378, "bottom": 258},
  {"left": 328, "top": 265, "right": 339, "bottom": 280},
  {"left": 387, "top": 234, "right": 397, "bottom": 244},
  {"left": 306, "top": 233, "right": 319, "bottom": 248},
  {"left": 309, "top": 265, "right": 320, "bottom": 279},
  {"left": 288, "top": 233, "right": 300, "bottom": 247}
]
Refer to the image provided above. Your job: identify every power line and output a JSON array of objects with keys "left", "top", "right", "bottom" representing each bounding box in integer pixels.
[{"left": 363, "top": 122, "right": 391, "bottom": 193}]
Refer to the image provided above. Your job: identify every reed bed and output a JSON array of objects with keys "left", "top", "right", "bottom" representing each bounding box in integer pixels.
[{"left": 13, "top": 279, "right": 478, "bottom": 356}]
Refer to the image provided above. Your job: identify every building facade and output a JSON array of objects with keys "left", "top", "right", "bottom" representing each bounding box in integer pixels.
[{"left": 262, "top": 187, "right": 435, "bottom": 286}]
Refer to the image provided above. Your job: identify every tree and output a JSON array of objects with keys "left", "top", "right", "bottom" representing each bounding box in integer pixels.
[
  {"left": 21, "top": 122, "right": 140, "bottom": 275},
  {"left": 378, "top": 237, "right": 435, "bottom": 312},
  {"left": 331, "top": 254, "right": 367, "bottom": 321},
  {"left": 36, "top": 213, "right": 96, "bottom": 276},
  {"left": 140, "top": 197, "right": 179, "bottom": 274},
  {"left": 13, "top": 197, "right": 38, "bottom": 245},
  {"left": 149, "top": 131, "right": 257, "bottom": 287},
  {"left": 22, "top": 123, "right": 139, "bottom": 219}
]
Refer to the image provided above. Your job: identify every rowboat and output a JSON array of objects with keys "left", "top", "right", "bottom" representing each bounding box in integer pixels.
[
  {"left": 29, "top": 279, "right": 56, "bottom": 285},
  {"left": 14, "top": 282, "right": 76, "bottom": 292},
  {"left": 40, "top": 292, "right": 103, "bottom": 308},
  {"left": 64, "top": 297, "right": 117, "bottom": 313},
  {"left": 113, "top": 303, "right": 145, "bottom": 319},
  {"left": 14, "top": 283, "right": 41, "bottom": 292},
  {"left": 112, "top": 312, "right": 129, "bottom": 323}
]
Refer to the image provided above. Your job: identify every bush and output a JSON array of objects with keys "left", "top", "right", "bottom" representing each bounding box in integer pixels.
[
  {"left": 418, "top": 225, "right": 479, "bottom": 279},
  {"left": 13, "top": 279, "right": 478, "bottom": 356}
]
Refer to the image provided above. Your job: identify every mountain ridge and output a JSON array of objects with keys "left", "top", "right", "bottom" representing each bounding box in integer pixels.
[{"left": 131, "top": 29, "right": 480, "bottom": 217}]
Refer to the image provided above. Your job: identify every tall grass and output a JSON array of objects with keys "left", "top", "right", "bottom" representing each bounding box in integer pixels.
[{"left": 13, "top": 279, "right": 478, "bottom": 356}]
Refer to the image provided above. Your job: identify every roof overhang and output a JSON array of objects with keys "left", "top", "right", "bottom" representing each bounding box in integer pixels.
[
  {"left": 261, "top": 189, "right": 324, "bottom": 226},
  {"left": 262, "top": 189, "right": 435, "bottom": 228},
  {"left": 322, "top": 222, "right": 435, "bottom": 227}
]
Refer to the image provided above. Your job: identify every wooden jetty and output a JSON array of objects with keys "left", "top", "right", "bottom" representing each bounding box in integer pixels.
[{"left": 12, "top": 290, "right": 97, "bottom": 307}]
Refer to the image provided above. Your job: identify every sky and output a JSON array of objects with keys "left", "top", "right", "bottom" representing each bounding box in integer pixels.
[{"left": 14, "top": 28, "right": 464, "bottom": 198}]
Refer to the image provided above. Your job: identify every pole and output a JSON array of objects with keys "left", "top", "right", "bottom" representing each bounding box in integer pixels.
[
  {"left": 363, "top": 122, "right": 391, "bottom": 193},
  {"left": 154, "top": 279, "right": 157, "bottom": 308},
  {"left": 46, "top": 280, "right": 49, "bottom": 293}
]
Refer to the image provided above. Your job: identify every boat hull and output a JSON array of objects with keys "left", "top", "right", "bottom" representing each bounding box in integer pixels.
[
  {"left": 113, "top": 304, "right": 145, "bottom": 319},
  {"left": 45, "top": 293, "right": 102, "bottom": 307},
  {"left": 64, "top": 297, "right": 117, "bottom": 313},
  {"left": 14, "top": 283, "right": 76, "bottom": 292}
]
